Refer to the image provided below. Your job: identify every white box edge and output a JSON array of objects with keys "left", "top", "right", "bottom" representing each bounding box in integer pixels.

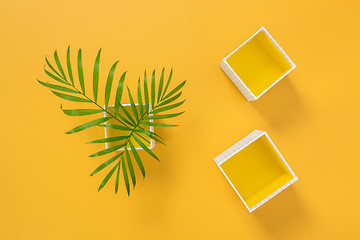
[
  {"left": 213, "top": 130, "right": 298, "bottom": 212},
  {"left": 220, "top": 27, "right": 296, "bottom": 101}
]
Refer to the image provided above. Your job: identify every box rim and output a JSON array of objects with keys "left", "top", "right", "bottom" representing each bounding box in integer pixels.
[
  {"left": 213, "top": 130, "right": 298, "bottom": 212},
  {"left": 222, "top": 27, "right": 296, "bottom": 101}
]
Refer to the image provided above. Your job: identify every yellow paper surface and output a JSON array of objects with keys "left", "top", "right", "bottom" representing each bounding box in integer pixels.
[{"left": 1, "top": 1, "right": 360, "bottom": 239}]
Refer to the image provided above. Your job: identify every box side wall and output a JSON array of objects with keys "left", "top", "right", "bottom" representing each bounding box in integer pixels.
[
  {"left": 220, "top": 60, "right": 256, "bottom": 101},
  {"left": 214, "top": 130, "right": 264, "bottom": 165},
  {"left": 249, "top": 132, "right": 298, "bottom": 212}
]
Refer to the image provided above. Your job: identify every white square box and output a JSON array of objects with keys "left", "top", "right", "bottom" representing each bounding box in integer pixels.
[
  {"left": 214, "top": 130, "right": 298, "bottom": 212},
  {"left": 104, "top": 103, "right": 155, "bottom": 151},
  {"left": 220, "top": 27, "right": 296, "bottom": 101}
]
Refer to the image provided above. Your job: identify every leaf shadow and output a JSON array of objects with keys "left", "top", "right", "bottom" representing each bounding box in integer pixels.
[
  {"left": 253, "top": 187, "right": 310, "bottom": 239},
  {"left": 251, "top": 77, "right": 306, "bottom": 131}
]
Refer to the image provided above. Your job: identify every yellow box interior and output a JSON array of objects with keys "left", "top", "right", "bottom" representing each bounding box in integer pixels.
[
  {"left": 226, "top": 30, "right": 292, "bottom": 97},
  {"left": 105, "top": 105, "right": 152, "bottom": 149},
  {"left": 220, "top": 135, "right": 293, "bottom": 208}
]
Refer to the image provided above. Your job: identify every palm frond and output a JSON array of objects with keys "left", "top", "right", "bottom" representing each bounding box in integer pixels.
[{"left": 38, "top": 47, "right": 186, "bottom": 195}]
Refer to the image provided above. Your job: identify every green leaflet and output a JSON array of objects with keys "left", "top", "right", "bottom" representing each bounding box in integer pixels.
[
  {"left": 98, "top": 124, "right": 132, "bottom": 131},
  {"left": 89, "top": 143, "right": 126, "bottom": 157},
  {"left": 161, "top": 68, "right": 172, "bottom": 100},
  {"left": 87, "top": 135, "right": 128, "bottom": 144},
  {"left": 114, "top": 72, "right": 126, "bottom": 118},
  {"left": 44, "top": 68, "right": 68, "bottom": 85},
  {"left": 93, "top": 49, "right": 101, "bottom": 103},
  {"left": 91, "top": 153, "right": 122, "bottom": 176},
  {"left": 137, "top": 78, "right": 143, "bottom": 116},
  {"left": 119, "top": 104, "right": 136, "bottom": 125},
  {"left": 51, "top": 91, "right": 90, "bottom": 102},
  {"left": 127, "top": 87, "right": 139, "bottom": 122},
  {"left": 125, "top": 149, "right": 136, "bottom": 187},
  {"left": 156, "top": 92, "right": 182, "bottom": 108},
  {"left": 141, "top": 122, "right": 178, "bottom": 127},
  {"left": 66, "top": 116, "right": 111, "bottom": 134},
  {"left": 157, "top": 68, "right": 165, "bottom": 103},
  {"left": 45, "top": 56, "right": 63, "bottom": 80},
  {"left": 162, "top": 80, "right": 186, "bottom": 101},
  {"left": 152, "top": 100, "right": 186, "bottom": 114},
  {"left": 61, "top": 108, "right": 103, "bottom": 116},
  {"left": 104, "top": 61, "right": 119, "bottom": 110},
  {"left": 37, "top": 80, "right": 78, "bottom": 94},
  {"left": 98, "top": 161, "right": 119, "bottom": 192},
  {"left": 146, "top": 112, "right": 184, "bottom": 120},
  {"left": 143, "top": 71, "right": 149, "bottom": 112},
  {"left": 54, "top": 50, "right": 66, "bottom": 79},
  {"left": 66, "top": 46, "right": 74, "bottom": 86},
  {"left": 115, "top": 163, "right": 120, "bottom": 193},
  {"left": 132, "top": 135, "right": 159, "bottom": 161},
  {"left": 122, "top": 157, "right": 130, "bottom": 195},
  {"left": 151, "top": 70, "right": 155, "bottom": 109},
  {"left": 77, "top": 49, "right": 85, "bottom": 93},
  {"left": 129, "top": 140, "right": 145, "bottom": 178},
  {"left": 133, "top": 131, "right": 150, "bottom": 144},
  {"left": 135, "top": 129, "right": 165, "bottom": 145}
]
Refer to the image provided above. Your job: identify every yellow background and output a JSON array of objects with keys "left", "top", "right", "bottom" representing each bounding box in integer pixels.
[{"left": 1, "top": 0, "right": 359, "bottom": 239}]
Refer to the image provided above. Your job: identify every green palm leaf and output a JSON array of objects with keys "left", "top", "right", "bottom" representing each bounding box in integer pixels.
[
  {"left": 98, "top": 124, "right": 132, "bottom": 131},
  {"left": 87, "top": 135, "right": 128, "bottom": 144},
  {"left": 89, "top": 143, "right": 126, "bottom": 157},
  {"left": 93, "top": 49, "right": 101, "bottom": 103},
  {"left": 152, "top": 100, "right": 186, "bottom": 114},
  {"left": 151, "top": 70, "right": 156, "bottom": 108},
  {"left": 115, "top": 163, "right": 120, "bottom": 193},
  {"left": 157, "top": 68, "right": 165, "bottom": 103},
  {"left": 90, "top": 153, "right": 122, "bottom": 176},
  {"left": 66, "top": 116, "right": 111, "bottom": 134},
  {"left": 135, "top": 129, "right": 165, "bottom": 145},
  {"left": 143, "top": 70, "right": 150, "bottom": 112},
  {"left": 61, "top": 108, "right": 103, "bottom": 116},
  {"left": 114, "top": 72, "right": 126, "bottom": 118},
  {"left": 39, "top": 48, "right": 186, "bottom": 195},
  {"left": 129, "top": 140, "right": 145, "bottom": 178},
  {"left": 54, "top": 50, "right": 66, "bottom": 79},
  {"left": 119, "top": 104, "right": 136, "bottom": 125},
  {"left": 98, "top": 161, "right": 119, "bottom": 191},
  {"left": 66, "top": 46, "right": 74, "bottom": 86},
  {"left": 146, "top": 112, "right": 184, "bottom": 119},
  {"left": 137, "top": 78, "right": 143, "bottom": 116},
  {"left": 162, "top": 80, "right": 186, "bottom": 101},
  {"left": 44, "top": 68, "right": 68, "bottom": 85},
  {"left": 116, "top": 112, "right": 136, "bottom": 127},
  {"left": 141, "top": 122, "right": 178, "bottom": 127},
  {"left": 51, "top": 90, "right": 90, "bottom": 102},
  {"left": 132, "top": 135, "right": 159, "bottom": 161},
  {"left": 125, "top": 149, "right": 136, "bottom": 187},
  {"left": 38, "top": 80, "right": 78, "bottom": 94},
  {"left": 121, "top": 157, "right": 130, "bottom": 195},
  {"left": 133, "top": 131, "right": 150, "bottom": 144},
  {"left": 156, "top": 92, "right": 182, "bottom": 108},
  {"left": 127, "top": 87, "right": 139, "bottom": 122},
  {"left": 161, "top": 68, "right": 172, "bottom": 100},
  {"left": 104, "top": 61, "right": 119, "bottom": 110},
  {"left": 77, "top": 49, "right": 85, "bottom": 93},
  {"left": 45, "top": 56, "right": 63, "bottom": 80}
]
